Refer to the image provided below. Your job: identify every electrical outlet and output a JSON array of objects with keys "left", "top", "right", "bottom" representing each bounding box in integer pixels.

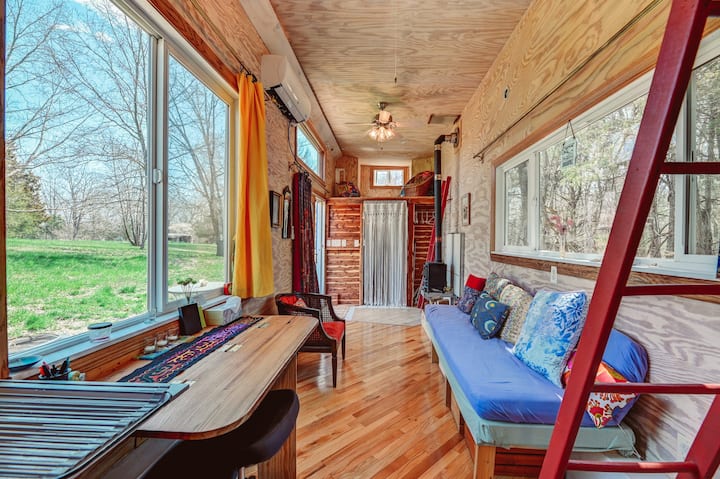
[{"left": 550, "top": 266, "right": 558, "bottom": 284}]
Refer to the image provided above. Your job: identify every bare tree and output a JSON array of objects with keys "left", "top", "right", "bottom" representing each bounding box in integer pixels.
[{"left": 168, "top": 60, "right": 226, "bottom": 256}]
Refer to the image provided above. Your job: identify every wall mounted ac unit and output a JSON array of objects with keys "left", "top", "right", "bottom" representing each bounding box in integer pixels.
[{"left": 261, "top": 55, "right": 311, "bottom": 123}]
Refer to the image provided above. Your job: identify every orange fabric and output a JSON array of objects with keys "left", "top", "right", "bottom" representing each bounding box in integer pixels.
[
  {"left": 232, "top": 75, "right": 274, "bottom": 298},
  {"left": 322, "top": 321, "right": 345, "bottom": 341}
]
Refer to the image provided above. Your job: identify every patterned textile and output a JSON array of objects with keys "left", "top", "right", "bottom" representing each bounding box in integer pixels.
[
  {"left": 457, "top": 286, "right": 482, "bottom": 314},
  {"left": 512, "top": 290, "right": 588, "bottom": 387},
  {"left": 563, "top": 352, "right": 637, "bottom": 428},
  {"left": 485, "top": 272, "right": 511, "bottom": 300},
  {"left": 292, "top": 172, "right": 319, "bottom": 293},
  {"left": 498, "top": 285, "right": 534, "bottom": 344},
  {"left": 120, "top": 316, "right": 262, "bottom": 383},
  {"left": 470, "top": 292, "right": 510, "bottom": 339}
]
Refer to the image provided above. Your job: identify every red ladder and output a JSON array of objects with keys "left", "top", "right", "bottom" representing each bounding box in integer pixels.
[
  {"left": 541, "top": 1, "right": 720, "bottom": 477},
  {"left": 417, "top": 177, "right": 451, "bottom": 309}
]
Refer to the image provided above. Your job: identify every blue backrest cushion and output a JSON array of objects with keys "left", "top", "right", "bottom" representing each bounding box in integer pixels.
[
  {"left": 512, "top": 290, "right": 589, "bottom": 387},
  {"left": 470, "top": 291, "right": 510, "bottom": 339}
]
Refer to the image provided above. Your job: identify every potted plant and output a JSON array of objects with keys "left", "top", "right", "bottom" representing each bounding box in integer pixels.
[{"left": 177, "top": 277, "right": 197, "bottom": 304}]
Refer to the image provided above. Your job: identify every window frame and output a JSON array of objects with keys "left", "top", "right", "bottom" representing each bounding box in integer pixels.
[
  {"left": 6, "top": 0, "right": 237, "bottom": 361},
  {"left": 295, "top": 124, "right": 324, "bottom": 180},
  {"left": 494, "top": 31, "right": 720, "bottom": 280},
  {"left": 370, "top": 166, "right": 409, "bottom": 188}
]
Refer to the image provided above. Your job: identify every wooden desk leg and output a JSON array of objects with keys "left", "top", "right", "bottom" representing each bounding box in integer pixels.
[{"left": 259, "top": 354, "right": 298, "bottom": 478}]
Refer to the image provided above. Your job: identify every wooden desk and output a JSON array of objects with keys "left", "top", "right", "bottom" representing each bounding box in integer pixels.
[{"left": 104, "top": 315, "right": 315, "bottom": 478}]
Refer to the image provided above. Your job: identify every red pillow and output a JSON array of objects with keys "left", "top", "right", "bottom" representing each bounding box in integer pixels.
[{"left": 466, "top": 274, "right": 486, "bottom": 291}]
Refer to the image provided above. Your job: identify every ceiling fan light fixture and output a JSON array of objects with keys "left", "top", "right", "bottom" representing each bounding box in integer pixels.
[
  {"left": 377, "top": 109, "right": 392, "bottom": 124},
  {"left": 368, "top": 125, "right": 396, "bottom": 142}
]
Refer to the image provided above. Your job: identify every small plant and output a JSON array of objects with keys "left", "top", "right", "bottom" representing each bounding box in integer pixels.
[{"left": 177, "top": 277, "right": 197, "bottom": 304}]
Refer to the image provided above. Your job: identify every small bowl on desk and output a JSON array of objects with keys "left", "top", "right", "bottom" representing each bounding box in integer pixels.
[{"left": 87, "top": 322, "right": 113, "bottom": 342}]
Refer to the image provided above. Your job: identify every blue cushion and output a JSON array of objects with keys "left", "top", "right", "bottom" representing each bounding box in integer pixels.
[
  {"left": 456, "top": 286, "right": 482, "bottom": 314},
  {"left": 470, "top": 292, "right": 509, "bottom": 339},
  {"left": 513, "top": 290, "right": 588, "bottom": 387},
  {"left": 423, "top": 304, "right": 647, "bottom": 426}
]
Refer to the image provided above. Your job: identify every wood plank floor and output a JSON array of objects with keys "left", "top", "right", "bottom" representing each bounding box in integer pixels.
[{"left": 295, "top": 319, "right": 475, "bottom": 478}]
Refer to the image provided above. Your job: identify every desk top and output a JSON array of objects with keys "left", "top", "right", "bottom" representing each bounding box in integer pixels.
[{"left": 109, "top": 315, "right": 315, "bottom": 440}]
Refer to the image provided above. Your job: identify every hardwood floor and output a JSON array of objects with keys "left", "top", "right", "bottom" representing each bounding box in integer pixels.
[{"left": 295, "top": 320, "right": 475, "bottom": 478}]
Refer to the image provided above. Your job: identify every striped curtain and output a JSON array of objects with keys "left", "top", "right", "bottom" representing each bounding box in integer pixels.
[
  {"left": 292, "top": 172, "right": 319, "bottom": 293},
  {"left": 363, "top": 201, "right": 408, "bottom": 306}
]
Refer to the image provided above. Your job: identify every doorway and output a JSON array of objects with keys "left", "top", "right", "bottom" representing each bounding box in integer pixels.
[{"left": 362, "top": 201, "right": 408, "bottom": 306}]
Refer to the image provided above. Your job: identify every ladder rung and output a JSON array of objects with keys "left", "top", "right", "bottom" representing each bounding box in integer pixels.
[
  {"left": 660, "top": 161, "right": 720, "bottom": 175},
  {"left": 567, "top": 459, "right": 698, "bottom": 474},
  {"left": 591, "top": 383, "right": 720, "bottom": 394},
  {"left": 624, "top": 284, "right": 720, "bottom": 296}
]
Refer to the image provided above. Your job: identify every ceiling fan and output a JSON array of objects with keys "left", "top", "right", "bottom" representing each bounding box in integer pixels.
[{"left": 367, "top": 102, "right": 398, "bottom": 142}]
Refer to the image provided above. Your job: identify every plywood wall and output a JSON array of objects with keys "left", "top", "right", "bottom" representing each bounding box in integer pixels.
[{"left": 453, "top": 0, "right": 720, "bottom": 463}]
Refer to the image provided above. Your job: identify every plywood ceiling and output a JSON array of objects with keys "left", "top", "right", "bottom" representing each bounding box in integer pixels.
[{"left": 267, "top": 0, "right": 532, "bottom": 162}]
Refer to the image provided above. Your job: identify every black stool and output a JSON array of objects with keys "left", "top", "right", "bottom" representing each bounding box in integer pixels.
[{"left": 144, "top": 389, "right": 300, "bottom": 479}]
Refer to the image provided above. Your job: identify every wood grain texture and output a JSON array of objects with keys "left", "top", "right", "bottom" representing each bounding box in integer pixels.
[
  {"left": 450, "top": 0, "right": 720, "bottom": 468},
  {"left": 295, "top": 319, "right": 531, "bottom": 478},
  {"left": 268, "top": 0, "right": 531, "bottom": 164},
  {"left": 129, "top": 316, "right": 315, "bottom": 440}
]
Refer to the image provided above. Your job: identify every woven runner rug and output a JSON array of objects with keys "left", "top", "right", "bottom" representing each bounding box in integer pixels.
[{"left": 120, "top": 316, "right": 262, "bottom": 383}]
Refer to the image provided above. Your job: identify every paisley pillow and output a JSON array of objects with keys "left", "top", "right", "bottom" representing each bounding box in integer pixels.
[
  {"left": 485, "top": 272, "right": 511, "bottom": 299},
  {"left": 499, "top": 285, "right": 534, "bottom": 344},
  {"left": 470, "top": 291, "right": 510, "bottom": 339},
  {"left": 456, "top": 286, "right": 482, "bottom": 314},
  {"left": 512, "top": 290, "right": 588, "bottom": 387}
]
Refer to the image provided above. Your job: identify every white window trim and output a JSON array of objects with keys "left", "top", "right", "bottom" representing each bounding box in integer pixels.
[
  {"left": 9, "top": 0, "right": 237, "bottom": 362},
  {"left": 494, "top": 30, "right": 720, "bottom": 280}
]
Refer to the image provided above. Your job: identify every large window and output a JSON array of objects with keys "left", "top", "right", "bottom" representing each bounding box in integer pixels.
[
  {"left": 5, "top": 0, "right": 232, "bottom": 353},
  {"left": 296, "top": 126, "right": 322, "bottom": 177},
  {"left": 495, "top": 39, "right": 720, "bottom": 279}
]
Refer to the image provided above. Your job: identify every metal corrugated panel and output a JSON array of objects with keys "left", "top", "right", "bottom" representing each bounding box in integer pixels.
[{"left": 0, "top": 380, "right": 186, "bottom": 479}]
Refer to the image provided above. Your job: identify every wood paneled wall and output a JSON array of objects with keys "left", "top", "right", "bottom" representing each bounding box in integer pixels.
[
  {"left": 326, "top": 199, "right": 362, "bottom": 304},
  {"left": 326, "top": 197, "right": 435, "bottom": 306},
  {"left": 453, "top": 0, "right": 720, "bottom": 464}
]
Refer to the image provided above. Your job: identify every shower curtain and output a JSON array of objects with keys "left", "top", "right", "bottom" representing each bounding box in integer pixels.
[{"left": 362, "top": 201, "right": 408, "bottom": 306}]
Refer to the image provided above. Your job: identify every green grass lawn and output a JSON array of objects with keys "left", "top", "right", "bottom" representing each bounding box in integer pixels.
[{"left": 6, "top": 238, "right": 224, "bottom": 340}]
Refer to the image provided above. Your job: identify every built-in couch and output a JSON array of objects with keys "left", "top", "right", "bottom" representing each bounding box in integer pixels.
[{"left": 422, "top": 294, "right": 648, "bottom": 478}]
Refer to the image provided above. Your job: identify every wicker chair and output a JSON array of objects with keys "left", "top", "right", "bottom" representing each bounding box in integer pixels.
[{"left": 275, "top": 292, "right": 346, "bottom": 387}]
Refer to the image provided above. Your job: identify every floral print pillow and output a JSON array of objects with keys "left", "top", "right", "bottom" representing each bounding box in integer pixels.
[{"left": 512, "top": 290, "right": 588, "bottom": 387}]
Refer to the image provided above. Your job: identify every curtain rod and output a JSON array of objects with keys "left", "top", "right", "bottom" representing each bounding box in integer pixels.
[{"left": 473, "top": 0, "right": 663, "bottom": 161}]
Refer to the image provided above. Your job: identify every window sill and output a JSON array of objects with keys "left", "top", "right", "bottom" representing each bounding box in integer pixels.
[
  {"left": 490, "top": 252, "right": 720, "bottom": 305},
  {"left": 9, "top": 295, "right": 230, "bottom": 380}
]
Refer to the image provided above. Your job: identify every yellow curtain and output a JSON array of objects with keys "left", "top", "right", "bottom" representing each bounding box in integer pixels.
[{"left": 233, "top": 74, "right": 274, "bottom": 298}]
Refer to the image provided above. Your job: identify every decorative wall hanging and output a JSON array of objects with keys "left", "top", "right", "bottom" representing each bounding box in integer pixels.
[
  {"left": 461, "top": 193, "right": 471, "bottom": 226},
  {"left": 269, "top": 190, "right": 281, "bottom": 228}
]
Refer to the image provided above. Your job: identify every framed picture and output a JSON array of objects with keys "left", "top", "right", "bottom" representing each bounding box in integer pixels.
[
  {"left": 269, "top": 191, "right": 282, "bottom": 228},
  {"left": 461, "top": 193, "right": 471, "bottom": 226},
  {"left": 282, "top": 186, "right": 292, "bottom": 239}
]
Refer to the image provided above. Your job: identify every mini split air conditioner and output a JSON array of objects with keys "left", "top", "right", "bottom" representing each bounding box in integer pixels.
[{"left": 261, "top": 55, "right": 311, "bottom": 123}]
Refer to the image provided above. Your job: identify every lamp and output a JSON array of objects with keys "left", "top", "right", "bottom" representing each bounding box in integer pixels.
[
  {"left": 368, "top": 102, "right": 397, "bottom": 143},
  {"left": 368, "top": 125, "right": 396, "bottom": 142}
]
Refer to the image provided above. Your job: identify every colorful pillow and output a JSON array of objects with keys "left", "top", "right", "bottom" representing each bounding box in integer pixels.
[
  {"left": 498, "top": 285, "right": 534, "bottom": 344},
  {"left": 485, "top": 272, "right": 511, "bottom": 299},
  {"left": 457, "top": 286, "right": 481, "bottom": 314},
  {"left": 465, "top": 274, "right": 486, "bottom": 291},
  {"left": 469, "top": 291, "right": 510, "bottom": 339},
  {"left": 512, "top": 290, "right": 588, "bottom": 387},
  {"left": 563, "top": 351, "right": 637, "bottom": 428},
  {"left": 278, "top": 296, "right": 308, "bottom": 308}
]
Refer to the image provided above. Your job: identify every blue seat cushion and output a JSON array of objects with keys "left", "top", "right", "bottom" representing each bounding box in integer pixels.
[{"left": 424, "top": 304, "right": 647, "bottom": 426}]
